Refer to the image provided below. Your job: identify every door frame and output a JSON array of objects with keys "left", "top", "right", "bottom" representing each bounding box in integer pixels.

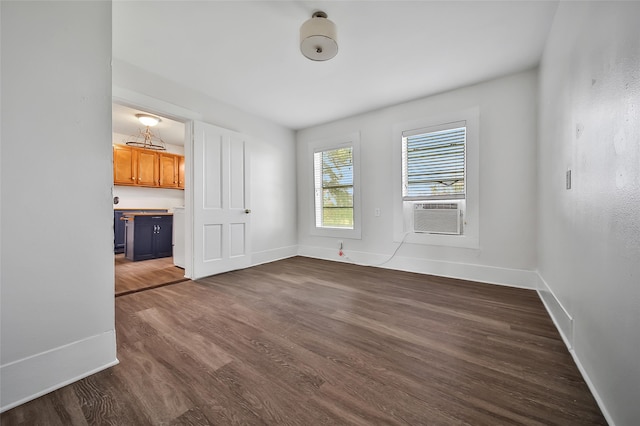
[{"left": 112, "top": 86, "right": 202, "bottom": 278}]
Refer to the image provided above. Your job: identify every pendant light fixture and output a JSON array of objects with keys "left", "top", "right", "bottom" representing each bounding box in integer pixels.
[
  {"left": 126, "top": 113, "right": 166, "bottom": 151},
  {"left": 300, "top": 11, "right": 338, "bottom": 61}
]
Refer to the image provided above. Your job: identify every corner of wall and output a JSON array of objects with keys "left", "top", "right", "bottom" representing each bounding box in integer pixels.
[{"left": 251, "top": 245, "right": 298, "bottom": 267}]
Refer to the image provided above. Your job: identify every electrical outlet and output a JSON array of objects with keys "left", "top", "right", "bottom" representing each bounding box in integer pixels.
[{"left": 374, "top": 208, "right": 381, "bottom": 217}]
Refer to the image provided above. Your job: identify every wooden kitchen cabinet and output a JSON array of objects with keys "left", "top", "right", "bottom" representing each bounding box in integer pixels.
[
  {"left": 112, "top": 144, "right": 158, "bottom": 187},
  {"left": 113, "top": 145, "right": 137, "bottom": 185},
  {"left": 136, "top": 149, "right": 159, "bottom": 187},
  {"left": 159, "top": 153, "right": 180, "bottom": 188},
  {"left": 178, "top": 156, "right": 185, "bottom": 189},
  {"left": 113, "top": 145, "right": 184, "bottom": 190}
]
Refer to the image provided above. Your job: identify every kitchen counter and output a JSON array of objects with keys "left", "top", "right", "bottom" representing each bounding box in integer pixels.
[{"left": 121, "top": 212, "right": 173, "bottom": 221}]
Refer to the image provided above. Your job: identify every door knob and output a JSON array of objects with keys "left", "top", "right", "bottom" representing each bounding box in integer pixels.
[{"left": 244, "top": 209, "right": 251, "bottom": 214}]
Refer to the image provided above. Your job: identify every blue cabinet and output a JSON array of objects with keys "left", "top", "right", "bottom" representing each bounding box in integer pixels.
[
  {"left": 114, "top": 210, "right": 129, "bottom": 254},
  {"left": 114, "top": 209, "right": 167, "bottom": 253},
  {"left": 124, "top": 214, "right": 173, "bottom": 261}
]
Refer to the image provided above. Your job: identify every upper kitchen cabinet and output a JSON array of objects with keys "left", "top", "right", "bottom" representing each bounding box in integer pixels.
[
  {"left": 137, "top": 149, "right": 159, "bottom": 187},
  {"left": 178, "top": 156, "right": 185, "bottom": 189},
  {"left": 159, "top": 153, "right": 180, "bottom": 188},
  {"left": 113, "top": 145, "right": 137, "bottom": 185},
  {"left": 112, "top": 145, "right": 184, "bottom": 190}
]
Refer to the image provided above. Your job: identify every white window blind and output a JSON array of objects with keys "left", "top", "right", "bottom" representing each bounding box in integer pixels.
[
  {"left": 402, "top": 123, "right": 466, "bottom": 200},
  {"left": 314, "top": 147, "right": 354, "bottom": 228}
]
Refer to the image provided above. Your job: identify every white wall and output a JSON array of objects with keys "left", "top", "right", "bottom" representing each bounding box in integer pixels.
[
  {"left": 537, "top": 3, "right": 640, "bottom": 425},
  {"left": 112, "top": 60, "right": 298, "bottom": 264},
  {"left": 112, "top": 186, "right": 184, "bottom": 210},
  {"left": 297, "top": 70, "right": 539, "bottom": 287},
  {"left": 0, "top": 1, "right": 117, "bottom": 411},
  {"left": 112, "top": 132, "right": 185, "bottom": 209}
]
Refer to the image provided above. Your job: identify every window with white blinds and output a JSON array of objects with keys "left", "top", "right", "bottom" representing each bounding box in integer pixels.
[
  {"left": 402, "top": 121, "right": 466, "bottom": 201},
  {"left": 314, "top": 146, "right": 354, "bottom": 229}
]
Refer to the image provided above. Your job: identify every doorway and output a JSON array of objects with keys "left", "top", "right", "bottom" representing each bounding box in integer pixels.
[
  {"left": 112, "top": 102, "right": 188, "bottom": 295},
  {"left": 111, "top": 89, "right": 255, "bottom": 288}
]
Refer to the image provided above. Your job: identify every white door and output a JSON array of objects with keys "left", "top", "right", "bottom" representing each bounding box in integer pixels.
[{"left": 191, "top": 121, "right": 251, "bottom": 279}]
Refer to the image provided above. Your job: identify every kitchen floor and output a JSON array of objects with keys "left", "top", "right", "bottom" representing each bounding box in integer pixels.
[{"left": 115, "top": 254, "right": 187, "bottom": 296}]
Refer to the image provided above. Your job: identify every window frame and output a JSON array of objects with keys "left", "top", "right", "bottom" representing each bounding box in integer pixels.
[
  {"left": 393, "top": 108, "right": 479, "bottom": 249},
  {"left": 308, "top": 132, "right": 361, "bottom": 239}
]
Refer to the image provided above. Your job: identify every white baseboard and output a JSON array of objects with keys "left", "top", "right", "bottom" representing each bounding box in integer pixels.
[
  {"left": 0, "top": 330, "right": 118, "bottom": 413},
  {"left": 534, "top": 272, "right": 616, "bottom": 426},
  {"left": 535, "top": 273, "right": 574, "bottom": 349},
  {"left": 297, "top": 245, "right": 539, "bottom": 289},
  {"left": 251, "top": 245, "right": 298, "bottom": 267},
  {"left": 568, "top": 345, "right": 617, "bottom": 426}
]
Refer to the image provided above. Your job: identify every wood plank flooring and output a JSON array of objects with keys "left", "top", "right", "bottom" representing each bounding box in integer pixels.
[
  {"left": 2, "top": 257, "right": 606, "bottom": 425},
  {"left": 115, "top": 253, "right": 187, "bottom": 296}
]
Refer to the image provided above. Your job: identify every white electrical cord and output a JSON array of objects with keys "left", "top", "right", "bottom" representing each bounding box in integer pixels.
[{"left": 340, "top": 232, "right": 411, "bottom": 267}]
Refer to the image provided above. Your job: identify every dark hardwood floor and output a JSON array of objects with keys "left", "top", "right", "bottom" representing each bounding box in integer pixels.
[
  {"left": 2, "top": 257, "right": 605, "bottom": 425},
  {"left": 115, "top": 253, "right": 187, "bottom": 296}
]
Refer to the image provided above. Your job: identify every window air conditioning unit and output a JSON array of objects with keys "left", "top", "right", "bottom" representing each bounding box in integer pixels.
[{"left": 413, "top": 203, "right": 462, "bottom": 235}]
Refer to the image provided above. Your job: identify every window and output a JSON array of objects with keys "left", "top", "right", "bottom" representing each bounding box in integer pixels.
[
  {"left": 393, "top": 108, "right": 479, "bottom": 249},
  {"left": 308, "top": 132, "right": 361, "bottom": 239},
  {"left": 314, "top": 147, "right": 354, "bottom": 228},
  {"left": 402, "top": 122, "right": 466, "bottom": 201}
]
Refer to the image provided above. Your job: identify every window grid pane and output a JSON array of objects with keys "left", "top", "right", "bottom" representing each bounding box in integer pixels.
[
  {"left": 404, "top": 126, "right": 466, "bottom": 200},
  {"left": 315, "top": 147, "right": 354, "bottom": 229}
]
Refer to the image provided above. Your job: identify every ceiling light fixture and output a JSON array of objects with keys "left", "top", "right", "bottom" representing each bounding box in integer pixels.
[
  {"left": 135, "top": 114, "right": 161, "bottom": 127},
  {"left": 300, "top": 11, "right": 338, "bottom": 61}
]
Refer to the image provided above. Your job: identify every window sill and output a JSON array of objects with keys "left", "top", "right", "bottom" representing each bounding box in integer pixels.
[
  {"left": 394, "top": 231, "right": 479, "bottom": 249},
  {"left": 311, "top": 226, "right": 362, "bottom": 240}
]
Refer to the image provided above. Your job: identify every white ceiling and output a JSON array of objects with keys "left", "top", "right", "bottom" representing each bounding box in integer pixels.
[
  {"left": 112, "top": 1, "right": 558, "bottom": 131},
  {"left": 112, "top": 103, "right": 185, "bottom": 146}
]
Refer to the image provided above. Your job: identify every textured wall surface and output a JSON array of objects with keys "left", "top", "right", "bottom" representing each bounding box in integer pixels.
[{"left": 538, "top": 3, "right": 640, "bottom": 424}]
